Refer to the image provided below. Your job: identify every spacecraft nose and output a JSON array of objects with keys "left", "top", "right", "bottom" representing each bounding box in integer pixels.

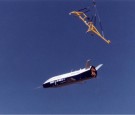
[{"left": 43, "top": 82, "right": 50, "bottom": 88}]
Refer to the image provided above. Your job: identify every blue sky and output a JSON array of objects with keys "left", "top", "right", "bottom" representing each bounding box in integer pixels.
[{"left": 0, "top": 0, "right": 135, "bottom": 114}]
